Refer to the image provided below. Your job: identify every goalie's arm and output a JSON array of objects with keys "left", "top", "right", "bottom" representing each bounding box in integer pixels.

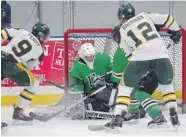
[
  {"left": 109, "top": 46, "right": 129, "bottom": 84},
  {"left": 69, "top": 64, "right": 84, "bottom": 94},
  {"left": 107, "top": 27, "right": 131, "bottom": 84},
  {"left": 69, "top": 76, "right": 84, "bottom": 94}
]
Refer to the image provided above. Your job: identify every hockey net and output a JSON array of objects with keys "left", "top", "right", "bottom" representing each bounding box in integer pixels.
[{"left": 63, "top": 28, "right": 186, "bottom": 113}]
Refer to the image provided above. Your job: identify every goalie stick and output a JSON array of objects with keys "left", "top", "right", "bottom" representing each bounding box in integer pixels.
[{"left": 29, "top": 85, "right": 107, "bottom": 122}]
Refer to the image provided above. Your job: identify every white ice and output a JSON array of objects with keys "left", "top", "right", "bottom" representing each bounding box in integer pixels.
[{"left": 1, "top": 107, "right": 186, "bottom": 136}]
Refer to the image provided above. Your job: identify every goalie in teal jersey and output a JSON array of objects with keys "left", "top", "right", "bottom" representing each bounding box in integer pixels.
[{"left": 69, "top": 42, "right": 128, "bottom": 114}]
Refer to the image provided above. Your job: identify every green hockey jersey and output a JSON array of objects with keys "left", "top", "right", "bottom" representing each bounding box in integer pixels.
[
  {"left": 69, "top": 47, "right": 129, "bottom": 94},
  {"left": 69, "top": 52, "right": 112, "bottom": 94}
]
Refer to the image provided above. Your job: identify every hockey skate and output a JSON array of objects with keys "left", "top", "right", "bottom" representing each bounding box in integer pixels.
[
  {"left": 123, "top": 106, "right": 146, "bottom": 123},
  {"left": 1, "top": 122, "right": 8, "bottom": 134},
  {"left": 148, "top": 113, "right": 167, "bottom": 128},
  {"left": 103, "top": 115, "right": 123, "bottom": 133},
  {"left": 12, "top": 105, "right": 33, "bottom": 125},
  {"left": 169, "top": 108, "right": 180, "bottom": 129},
  {"left": 123, "top": 111, "right": 140, "bottom": 124}
]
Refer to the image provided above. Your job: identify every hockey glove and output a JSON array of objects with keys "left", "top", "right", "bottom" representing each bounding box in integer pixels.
[
  {"left": 105, "top": 73, "right": 119, "bottom": 90},
  {"left": 138, "top": 70, "right": 158, "bottom": 95},
  {"left": 111, "top": 25, "right": 121, "bottom": 44},
  {"left": 167, "top": 29, "right": 182, "bottom": 44}
]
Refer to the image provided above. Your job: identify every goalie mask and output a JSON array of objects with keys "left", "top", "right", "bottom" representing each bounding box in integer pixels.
[{"left": 78, "top": 43, "right": 96, "bottom": 69}]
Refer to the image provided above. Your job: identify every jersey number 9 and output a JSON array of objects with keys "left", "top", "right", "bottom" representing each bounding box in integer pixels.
[
  {"left": 127, "top": 22, "right": 159, "bottom": 47},
  {"left": 12, "top": 40, "right": 32, "bottom": 57}
]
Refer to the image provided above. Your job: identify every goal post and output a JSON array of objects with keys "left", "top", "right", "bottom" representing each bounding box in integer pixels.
[{"left": 64, "top": 27, "right": 186, "bottom": 113}]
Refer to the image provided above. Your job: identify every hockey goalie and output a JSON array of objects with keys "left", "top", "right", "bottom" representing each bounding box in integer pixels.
[{"left": 68, "top": 42, "right": 127, "bottom": 119}]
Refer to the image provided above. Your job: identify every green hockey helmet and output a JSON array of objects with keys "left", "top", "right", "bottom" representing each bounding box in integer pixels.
[
  {"left": 118, "top": 3, "right": 135, "bottom": 20},
  {"left": 32, "top": 22, "right": 50, "bottom": 43}
]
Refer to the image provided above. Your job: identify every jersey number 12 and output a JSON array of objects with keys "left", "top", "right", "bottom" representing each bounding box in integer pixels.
[{"left": 127, "top": 22, "right": 158, "bottom": 47}]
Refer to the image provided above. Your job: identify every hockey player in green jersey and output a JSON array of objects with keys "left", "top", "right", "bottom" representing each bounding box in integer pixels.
[
  {"left": 104, "top": 3, "right": 181, "bottom": 128},
  {"left": 69, "top": 42, "right": 127, "bottom": 115}
]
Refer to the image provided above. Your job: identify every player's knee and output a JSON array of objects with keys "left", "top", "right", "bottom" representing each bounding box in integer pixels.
[
  {"left": 118, "top": 85, "right": 133, "bottom": 97},
  {"left": 114, "top": 104, "right": 128, "bottom": 115},
  {"left": 19, "top": 79, "right": 39, "bottom": 105},
  {"left": 116, "top": 86, "right": 132, "bottom": 110},
  {"left": 159, "top": 84, "right": 177, "bottom": 110},
  {"left": 138, "top": 71, "right": 158, "bottom": 95}
]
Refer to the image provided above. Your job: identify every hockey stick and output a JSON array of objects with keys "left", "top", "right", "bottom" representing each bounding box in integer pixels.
[
  {"left": 29, "top": 85, "right": 107, "bottom": 122},
  {"left": 33, "top": 74, "right": 65, "bottom": 90}
]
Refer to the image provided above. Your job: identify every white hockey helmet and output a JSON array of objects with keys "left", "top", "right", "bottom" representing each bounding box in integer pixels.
[{"left": 78, "top": 43, "right": 96, "bottom": 69}]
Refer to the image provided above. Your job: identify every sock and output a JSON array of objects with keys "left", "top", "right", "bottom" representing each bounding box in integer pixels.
[
  {"left": 159, "top": 84, "right": 177, "bottom": 111},
  {"left": 18, "top": 89, "right": 35, "bottom": 109},
  {"left": 114, "top": 85, "right": 132, "bottom": 115},
  {"left": 135, "top": 91, "right": 161, "bottom": 119},
  {"left": 128, "top": 99, "right": 140, "bottom": 114}
]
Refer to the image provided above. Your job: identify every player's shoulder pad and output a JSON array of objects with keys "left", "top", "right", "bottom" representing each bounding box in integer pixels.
[
  {"left": 19, "top": 29, "right": 30, "bottom": 35},
  {"left": 69, "top": 59, "right": 78, "bottom": 72},
  {"left": 69, "top": 58, "right": 85, "bottom": 74}
]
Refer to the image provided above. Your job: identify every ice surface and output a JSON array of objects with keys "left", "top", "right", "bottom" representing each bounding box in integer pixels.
[{"left": 1, "top": 107, "right": 186, "bottom": 136}]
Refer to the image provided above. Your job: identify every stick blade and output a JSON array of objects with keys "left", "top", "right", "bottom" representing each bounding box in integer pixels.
[
  {"left": 88, "top": 125, "right": 106, "bottom": 131},
  {"left": 29, "top": 112, "right": 51, "bottom": 122}
]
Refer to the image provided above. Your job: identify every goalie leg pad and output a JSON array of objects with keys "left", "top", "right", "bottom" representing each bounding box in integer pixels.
[
  {"left": 86, "top": 97, "right": 110, "bottom": 112},
  {"left": 93, "top": 87, "right": 118, "bottom": 107}
]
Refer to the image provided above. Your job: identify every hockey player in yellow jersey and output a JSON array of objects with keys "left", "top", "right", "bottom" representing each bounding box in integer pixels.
[
  {"left": 106, "top": 3, "right": 181, "bottom": 128},
  {"left": 1, "top": 22, "right": 50, "bottom": 125}
]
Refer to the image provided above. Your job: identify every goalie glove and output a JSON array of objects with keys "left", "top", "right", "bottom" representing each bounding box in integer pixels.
[{"left": 167, "top": 29, "right": 182, "bottom": 44}]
